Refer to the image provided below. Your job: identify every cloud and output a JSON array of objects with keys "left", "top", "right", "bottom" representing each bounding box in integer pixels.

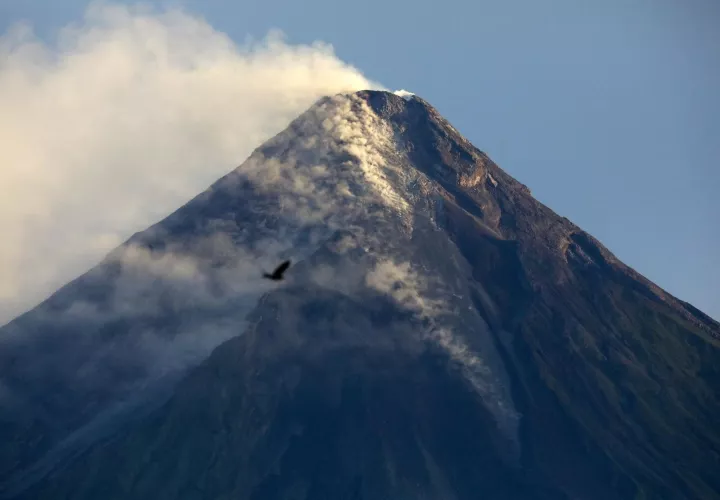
[
  {"left": 0, "top": 1, "right": 383, "bottom": 325},
  {"left": 365, "top": 259, "right": 445, "bottom": 317}
]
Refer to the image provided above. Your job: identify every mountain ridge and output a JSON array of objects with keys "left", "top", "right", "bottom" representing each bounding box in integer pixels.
[{"left": 1, "top": 89, "right": 718, "bottom": 499}]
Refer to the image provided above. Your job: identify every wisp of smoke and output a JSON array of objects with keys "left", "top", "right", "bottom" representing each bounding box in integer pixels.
[
  {"left": 366, "top": 258, "right": 522, "bottom": 447},
  {"left": 0, "top": 1, "right": 384, "bottom": 325}
]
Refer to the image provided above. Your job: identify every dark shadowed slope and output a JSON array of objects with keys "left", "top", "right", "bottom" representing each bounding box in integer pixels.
[{"left": 2, "top": 90, "right": 719, "bottom": 500}]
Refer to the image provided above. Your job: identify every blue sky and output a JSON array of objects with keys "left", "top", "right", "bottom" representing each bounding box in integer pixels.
[{"left": 1, "top": 0, "right": 718, "bottom": 320}]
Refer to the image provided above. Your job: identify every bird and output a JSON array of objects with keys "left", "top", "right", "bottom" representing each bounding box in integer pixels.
[{"left": 262, "top": 260, "right": 291, "bottom": 281}]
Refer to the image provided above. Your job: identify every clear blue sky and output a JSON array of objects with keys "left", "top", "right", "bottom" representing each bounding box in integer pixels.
[{"left": 2, "top": 0, "right": 718, "bottom": 319}]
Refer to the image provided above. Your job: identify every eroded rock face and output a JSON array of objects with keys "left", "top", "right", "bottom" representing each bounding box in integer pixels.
[{"left": 2, "top": 90, "right": 719, "bottom": 500}]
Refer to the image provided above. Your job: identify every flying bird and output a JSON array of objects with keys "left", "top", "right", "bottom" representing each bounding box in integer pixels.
[{"left": 263, "top": 260, "right": 291, "bottom": 281}]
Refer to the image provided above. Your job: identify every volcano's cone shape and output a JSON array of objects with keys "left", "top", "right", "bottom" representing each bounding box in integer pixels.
[{"left": 1, "top": 90, "right": 718, "bottom": 500}]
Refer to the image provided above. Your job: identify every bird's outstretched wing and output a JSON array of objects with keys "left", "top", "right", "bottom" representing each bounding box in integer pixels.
[
  {"left": 273, "top": 260, "right": 291, "bottom": 277},
  {"left": 262, "top": 259, "right": 292, "bottom": 280}
]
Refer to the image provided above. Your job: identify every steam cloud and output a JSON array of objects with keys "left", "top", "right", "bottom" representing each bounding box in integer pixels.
[
  {"left": 0, "top": 2, "right": 383, "bottom": 325},
  {"left": 365, "top": 257, "right": 521, "bottom": 444}
]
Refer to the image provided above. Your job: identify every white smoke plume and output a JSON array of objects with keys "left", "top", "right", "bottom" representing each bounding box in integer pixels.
[
  {"left": 0, "top": 1, "right": 384, "bottom": 325},
  {"left": 365, "top": 257, "right": 522, "bottom": 447}
]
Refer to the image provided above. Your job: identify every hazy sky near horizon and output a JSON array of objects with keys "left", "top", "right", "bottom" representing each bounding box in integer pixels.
[{"left": 1, "top": 0, "right": 718, "bottom": 320}]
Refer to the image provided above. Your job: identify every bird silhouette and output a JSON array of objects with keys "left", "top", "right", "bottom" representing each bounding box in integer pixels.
[{"left": 263, "top": 260, "right": 291, "bottom": 281}]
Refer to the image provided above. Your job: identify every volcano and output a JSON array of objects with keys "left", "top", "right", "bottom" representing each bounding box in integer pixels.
[{"left": 1, "top": 90, "right": 718, "bottom": 500}]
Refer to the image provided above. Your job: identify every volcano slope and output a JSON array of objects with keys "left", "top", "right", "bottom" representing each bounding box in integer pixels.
[{"left": 2, "top": 90, "right": 719, "bottom": 500}]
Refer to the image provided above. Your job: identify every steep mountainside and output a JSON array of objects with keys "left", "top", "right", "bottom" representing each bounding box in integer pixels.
[{"left": 2, "top": 90, "right": 719, "bottom": 499}]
